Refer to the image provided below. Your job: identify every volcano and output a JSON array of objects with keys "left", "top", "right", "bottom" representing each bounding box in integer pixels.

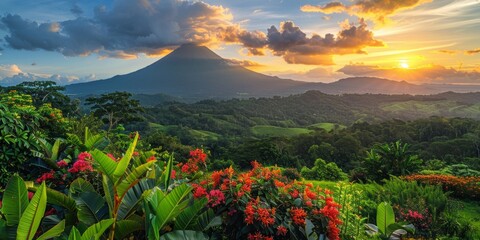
[{"left": 65, "top": 44, "right": 307, "bottom": 98}]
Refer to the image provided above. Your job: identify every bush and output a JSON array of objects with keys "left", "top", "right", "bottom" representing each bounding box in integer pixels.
[
  {"left": 403, "top": 174, "right": 480, "bottom": 201},
  {"left": 301, "top": 158, "right": 348, "bottom": 181},
  {"left": 364, "top": 178, "right": 448, "bottom": 238},
  {"left": 282, "top": 167, "right": 301, "bottom": 180},
  {"left": 209, "top": 159, "right": 236, "bottom": 171}
]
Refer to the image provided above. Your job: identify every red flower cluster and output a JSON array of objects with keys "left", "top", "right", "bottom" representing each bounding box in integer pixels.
[
  {"left": 36, "top": 170, "right": 55, "bottom": 183},
  {"left": 68, "top": 152, "right": 93, "bottom": 173},
  {"left": 276, "top": 225, "right": 288, "bottom": 236},
  {"left": 56, "top": 160, "right": 68, "bottom": 168},
  {"left": 290, "top": 207, "right": 307, "bottom": 225},
  {"left": 247, "top": 232, "right": 273, "bottom": 240},
  {"left": 403, "top": 174, "right": 480, "bottom": 200},
  {"left": 207, "top": 189, "right": 226, "bottom": 207},
  {"left": 244, "top": 199, "right": 276, "bottom": 226},
  {"left": 180, "top": 148, "right": 207, "bottom": 174},
  {"left": 319, "top": 196, "right": 342, "bottom": 240}
]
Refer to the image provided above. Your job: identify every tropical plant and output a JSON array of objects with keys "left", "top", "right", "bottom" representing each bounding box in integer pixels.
[
  {"left": 365, "top": 202, "right": 415, "bottom": 240},
  {"left": 0, "top": 176, "right": 65, "bottom": 240},
  {"left": 364, "top": 141, "right": 422, "bottom": 182}
]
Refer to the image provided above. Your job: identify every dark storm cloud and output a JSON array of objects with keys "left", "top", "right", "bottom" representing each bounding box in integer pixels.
[
  {"left": 70, "top": 4, "right": 84, "bottom": 16},
  {"left": 1, "top": 0, "right": 232, "bottom": 58}
]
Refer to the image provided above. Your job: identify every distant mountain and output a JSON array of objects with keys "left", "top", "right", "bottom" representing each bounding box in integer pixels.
[
  {"left": 66, "top": 44, "right": 307, "bottom": 99},
  {"left": 65, "top": 44, "right": 479, "bottom": 99},
  {"left": 313, "top": 77, "right": 436, "bottom": 95}
]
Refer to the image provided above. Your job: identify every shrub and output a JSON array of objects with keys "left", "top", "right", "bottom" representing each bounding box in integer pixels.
[
  {"left": 301, "top": 158, "right": 348, "bottom": 181},
  {"left": 364, "top": 178, "right": 448, "bottom": 238},
  {"left": 402, "top": 174, "right": 480, "bottom": 201},
  {"left": 282, "top": 167, "right": 301, "bottom": 180},
  {"left": 193, "top": 161, "right": 343, "bottom": 240}
]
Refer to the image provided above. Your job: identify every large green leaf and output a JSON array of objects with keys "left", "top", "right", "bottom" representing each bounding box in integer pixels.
[
  {"left": 197, "top": 209, "right": 222, "bottom": 231},
  {"left": 74, "top": 192, "right": 108, "bottom": 226},
  {"left": 17, "top": 182, "right": 47, "bottom": 240},
  {"left": 69, "top": 178, "right": 95, "bottom": 195},
  {"left": 113, "top": 133, "right": 139, "bottom": 183},
  {"left": 174, "top": 198, "right": 207, "bottom": 230},
  {"left": 151, "top": 184, "right": 192, "bottom": 231},
  {"left": 68, "top": 226, "right": 82, "bottom": 240},
  {"left": 50, "top": 139, "right": 61, "bottom": 162},
  {"left": 160, "top": 230, "right": 208, "bottom": 240},
  {"left": 114, "top": 219, "right": 143, "bottom": 240},
  {"left": 36, "top": 220, "right": 65, "bottom": 240},
  {"left": 376, "top": 202, "right": 395, "bottom": 235},
  {"left": 117, "top": 179, "right": 156, "bottom": 221},
  {"left": 91, "top": 150, "right": 117, "bottom": 181},
  {"left": 163, "top": 155, "right": 174, "bottom": 190},
  {"left": 102, "top": 175, "right": 114, "bottom": 217},
  {"left": 3, "top": 175, "right": 29, "bottom": 226},
  {"left": 116, "top": 161, "right": 155, "bottom": 198},
  {"left": 80, "top": 218, "right": 114, "bottom": 240},
  {"left": 29, "top": 187, "right": 77, "bottom": 213}
]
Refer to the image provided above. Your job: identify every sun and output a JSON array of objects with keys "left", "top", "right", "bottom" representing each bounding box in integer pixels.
[
  {"left": 399, "top": 60, "right": 409, "bottom": 69},
  {"left": 400, "top": 62, "right": 409, "bottom": 69}
]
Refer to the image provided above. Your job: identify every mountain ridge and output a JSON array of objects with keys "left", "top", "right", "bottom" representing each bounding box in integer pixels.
[{"left": 65, "top": 44, "right": 479, "bottom": 98}]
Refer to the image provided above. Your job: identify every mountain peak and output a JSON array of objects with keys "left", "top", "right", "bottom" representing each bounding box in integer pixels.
[{"left": 164, "top": 43, "right": 223, "bottom": 60}]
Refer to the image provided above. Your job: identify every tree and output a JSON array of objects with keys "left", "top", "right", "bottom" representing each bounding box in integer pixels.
[
  {"left": 85, "top": 92, "right": 144, "bottom": 132},
  {"left": 364, "top": 141, "right": 422, "bottom": 182},
  {"left": 8, "top": 81, "right": 79, "bottom": 116}
]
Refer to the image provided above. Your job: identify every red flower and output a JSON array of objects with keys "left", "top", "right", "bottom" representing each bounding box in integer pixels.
[
  {"left": 56, "top": 160, "right": 68, "bottom": 168},
  {"left": 245, "top": 201, "right": 256, "bottom": 225},
  {"left": 44, "top": 208, "right": 57, "bottom": 216},
  {"left": 193, "top": 185, "right": 208, "bottom": 199},
  {"left": 257, "top": 207, "right": 276, "bottom": 226},
  {"left": 290, "top": 189, "right": 299, "bottom": 198},
  {"left": 290, "top": 207, "right": 307, "bottom": 225},
  {"left": 207, "top": 189, "right": 225, "bottom": 207},
  {"left": 107, "top": 153, "right": 117, "bottom": 161},
  {"left": 170, "top": 169, "right": 176, "bottom": 179},
  {"left": 36, "top": 171, "right": 55, "bottom": 183},
  {"left": 68, "top": 159, "right": 93, "bottom": 173},
  {"left": 276, "top": 225, "right": 288, "bottom": 236},
  {"left": 147, "top": 156, "right": 156, "bottom": 162}
]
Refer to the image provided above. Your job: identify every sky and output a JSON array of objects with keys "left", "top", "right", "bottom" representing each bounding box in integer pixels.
[{"left": 0, "top": 0, "right": 479, "bottom": 85}]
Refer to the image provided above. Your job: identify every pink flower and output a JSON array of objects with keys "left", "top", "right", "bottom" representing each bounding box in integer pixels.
[
  {"left": 68, "top": 159, "right": 93, "bottom": 173},
  {"left": 56, "top": 160, "right": 68, "bottom": 168},
  {"left": 207, "top": 189, "right": 225, "bottom": 207},
  {"left": 36, "top": 171, "right": 55, "bottom": 183}
]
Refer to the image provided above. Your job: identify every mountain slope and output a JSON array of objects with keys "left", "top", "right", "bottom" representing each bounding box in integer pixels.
[{"left": 66, "top": 44, "right": 307, "bottom": 98}]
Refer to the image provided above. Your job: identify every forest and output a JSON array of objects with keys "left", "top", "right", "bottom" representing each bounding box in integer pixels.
[{"left": 0, "top": 82, "right": 479, "bottom": 239}]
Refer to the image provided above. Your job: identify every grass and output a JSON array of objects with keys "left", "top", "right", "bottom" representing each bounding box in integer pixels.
[
  {"left": 452, "top": 199, "right": 480, "bottom": 238},
  {"left": 251, "top": 125, "right": 312, "bottom": 137},
  {"left": 189, "top": 129, "right": 220, "bottom": 141},
  {"left": 308, "top": 122, "right": 346, "bottom": 131},
  {"left": 381, "top": 100, "right": 480, "bottom": 118}
]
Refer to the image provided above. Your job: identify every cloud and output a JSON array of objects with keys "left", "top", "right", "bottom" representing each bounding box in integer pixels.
[
  {"left": 466, "top": 48, "right": 480, "bottom": 55},
  {"left": 221, "top": 19, "right": 383, "bottom": 65},
  {"left": 436, "top": 49, "right": 458, "bottom": 55},
  {"left": 1, "top": 0, "right": 233, "bottom": 57},
  {"left": 338, "top": 64, "right": 480, "bottom": 84},
  {"left": 70, "top": 4, "right": 84, "bottom": 17},
  {"left": 267, "top": 20, "right": 383, "bottom": 64},
  {"left": 217, "top": 25, "right": 267, "bottom": 55},
  {"left": 0, "top": 64, "right": 94, "bottom": 86},
  {"left": 2, "top": 0, "right": 383, "bottom": 65},
  {"left": 225, "top": 58, "right": 263, "bottom": 67},
  {"left": 301, "top": 0, "right": 431, "bottom": 24},
  {"left": 265, "top": 67, "right": 348, "bottom": 82}
]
